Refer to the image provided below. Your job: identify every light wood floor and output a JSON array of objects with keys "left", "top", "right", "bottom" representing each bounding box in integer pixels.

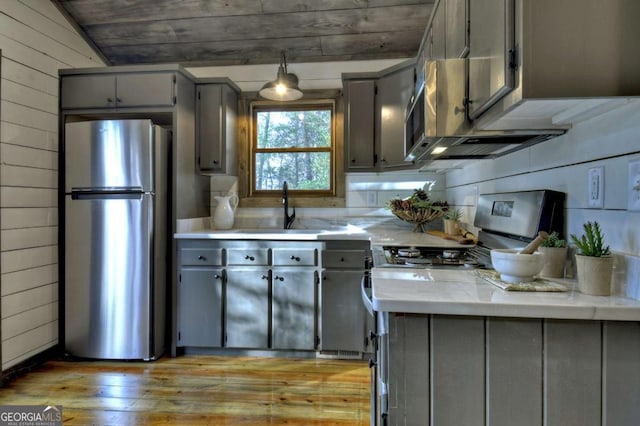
[{"left": 0, "top": 355, "right": 371, "bottom": 425}]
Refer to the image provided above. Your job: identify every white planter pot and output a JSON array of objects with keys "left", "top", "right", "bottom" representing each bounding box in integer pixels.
[
  {"left": 443, "top": 219, "right": 459, "bottom": 235},
  {"left": 575, "top": 254, "right": 613, "bottom": 296},
  {"left": 539, "top": 246, "right": 568, "bottom": 278}
]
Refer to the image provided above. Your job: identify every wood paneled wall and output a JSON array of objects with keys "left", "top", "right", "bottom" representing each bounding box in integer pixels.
[{"left": 0, "top": 0, "right": 103, "bottom": 371}]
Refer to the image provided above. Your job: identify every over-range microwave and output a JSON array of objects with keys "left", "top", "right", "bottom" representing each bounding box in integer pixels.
[{"left": 403, "top": 83, "right": 428, "bottom": 162}]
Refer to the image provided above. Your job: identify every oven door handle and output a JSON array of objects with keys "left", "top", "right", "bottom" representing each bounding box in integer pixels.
[{"left": 361, "top": 275, "right": 374, "bottom": 317}]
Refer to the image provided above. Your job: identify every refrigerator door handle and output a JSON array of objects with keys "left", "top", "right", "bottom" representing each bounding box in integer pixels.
[{"left": 71, "top": 191, "right": 144, "bottom": 200}]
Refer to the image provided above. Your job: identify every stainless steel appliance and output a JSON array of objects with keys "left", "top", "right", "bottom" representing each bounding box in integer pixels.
[
  {"left": 64, "top": 119, "right": 169, "bottom": 360},
  {"left": 364, "top": 189, "right": 565, "bottom": 425},
  {"left": 404, "top": 59, "right": 562, "bottom": 163}
]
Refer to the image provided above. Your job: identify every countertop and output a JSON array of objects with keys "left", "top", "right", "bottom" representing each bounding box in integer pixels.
[
  {"left": 174, "top": 226, "right": 370, "bottom": 241},
  {"left": 174, "top": 224, "right": 469, "bottom": 247},
  {"left": 371, "top": 267, "right": 640, "bottom": 321}
]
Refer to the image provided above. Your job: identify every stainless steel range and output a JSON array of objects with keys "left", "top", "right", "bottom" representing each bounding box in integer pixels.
[
  {"left": 365, "top": 189, "right": 566, "bottom": 426},
  {"left": 373, "top": 189, "right": 565, "bottom": 271}
]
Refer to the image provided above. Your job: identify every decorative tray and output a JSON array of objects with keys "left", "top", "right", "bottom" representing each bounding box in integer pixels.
[{"left": 475, "top": 270, "right": 568, "bottom": 292}]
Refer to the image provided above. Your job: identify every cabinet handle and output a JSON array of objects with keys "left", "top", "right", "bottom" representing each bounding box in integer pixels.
[
  {"left": 261, "top": 275, "right": 268, "bottom": 280},
  {"left": 212, "top": 160, "right": 219, "bottom": 164},
  {"left": 116, "top": 97, "right": 122, "bottom": 103},
  {"left": 198, "top": 255, "right": 207, "bottom": 261},
  {"left": 245, "top": 255, "right": 255, "bottom": 261},
  {"left": 368, "top": 358, "right": 376, "bottom": 369},
  {"left": 213, "top": 274, "right": 221, "bottom": 279},
  {"left": 107, "top": 97, "right": 113, "bottom": 103},
  {"left": 340, "top": 257, "right": 345, "bottom": 262},
  {"left": 351, "top": 159, "right": 356, "bottom": 163},
  {"left": 290, "top": 255, "right": 300, "bottom": 261},
  {"left": 274, "top": 276, "right": 284, "bottom": 281}
]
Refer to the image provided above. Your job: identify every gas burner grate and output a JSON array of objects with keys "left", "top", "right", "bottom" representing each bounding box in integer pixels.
[{"left": 380, "top": 246, "right": 483, "bottom": 269}]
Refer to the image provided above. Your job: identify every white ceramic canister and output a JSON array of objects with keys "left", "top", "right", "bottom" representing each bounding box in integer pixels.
[{"left": 213, "top": 194, "right": 239, "bottom": 230}]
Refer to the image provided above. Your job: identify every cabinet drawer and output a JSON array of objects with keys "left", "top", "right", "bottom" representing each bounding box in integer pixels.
[
  {"left": 273, "top": 248, "right": 317, "bottom": 266},
  {"left": 180, "top": 248, "right": 223, "bottom": 266},
  {"left": 323, "top": 250, "right": 366, "bottom": 269},
  {"left": 227, "top": 248, "right": 269, "bottom": 266}
]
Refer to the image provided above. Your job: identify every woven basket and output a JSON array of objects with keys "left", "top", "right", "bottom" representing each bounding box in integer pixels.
[{"left": 391, "top": 207, "right": 444, "bottom": 232}]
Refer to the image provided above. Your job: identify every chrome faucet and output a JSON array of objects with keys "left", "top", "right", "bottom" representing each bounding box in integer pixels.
[{"left": 283, "top": 181, "right": 296, "bottom": 229}]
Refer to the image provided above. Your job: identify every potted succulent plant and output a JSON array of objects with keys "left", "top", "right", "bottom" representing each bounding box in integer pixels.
[
  {"left": 570, "top": 221, "right": 613, "bottom": 295},
  {"left": 538, "top": 231, "right": 568, "bottom": 278},
  {"left": 442, "top": 208, "right": 463, "bottom": 235}
]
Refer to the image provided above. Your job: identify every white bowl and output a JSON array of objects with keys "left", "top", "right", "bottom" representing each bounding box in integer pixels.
[{"left": 490, "top": 249, "right": 545, "bottom": 283}]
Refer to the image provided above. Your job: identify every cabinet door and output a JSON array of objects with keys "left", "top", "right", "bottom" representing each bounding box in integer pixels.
[
  {"left": 196, "top": 84, "right": 237, "bottom": 173},
  {"left": 60, "top": 74, "right": 117, "bottom": 109},
  {"left": 272, "top": 269, "right": 317, "bottom": 350},
  {"left": 116, "top": 73, "right": 175, "bottom": 107},
  {"left": 431, "top": 0, "right": 446, "bottom": 60},
  {"left": 377, "top": 66, "right": 414, "bottom": 170},
  {"left": 321, "top": 270, "right": 366, "bottom": 352},
  {"left": 344, "top": 79, "right": 376, "bottom": 171},
  {"left": 446, "top": 0, "right": 469, "bottom": 58},
  {"left": 467, "top": 0, "right": 515, "bottom": 119},
  {"left": 225, "top": 269, "right": 270, "bottom": 348},
  {"left": 177, "top": 268, "right": 223, "bottom": 347},
  {"left": 197, "top": 84, "right": 223, "bottom": 172}
]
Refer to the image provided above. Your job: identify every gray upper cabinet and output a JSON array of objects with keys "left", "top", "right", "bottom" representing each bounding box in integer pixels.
[
  {"left": 196, "top": 82, "right": 238, "bottom": 174},
  {"left": 344, "top": 79, "right": 376, "bottom": 171},
  {"left": 343, "top": 61, "right": 415, "bottom": 172},
  {"left": 467, "top": 0, "right": 515, "bottom": 120},
  {"left": 377, "top": 65, "right": 415, "bottom": 170},
  {"left": 60, "top": 72, "right": 176, "bottom": 110}
]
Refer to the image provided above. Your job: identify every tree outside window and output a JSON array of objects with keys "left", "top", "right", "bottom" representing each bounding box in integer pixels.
[{"left": 252, "top": 102, "right": 334, "bottom": 196}]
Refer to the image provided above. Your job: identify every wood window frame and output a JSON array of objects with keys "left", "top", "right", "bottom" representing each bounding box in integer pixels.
[
  {"left": 237, "top": 90, "right": 345, "bottom": 208},
  {"left": 251, "top": 101, "right": 335, "bottom": 197}
]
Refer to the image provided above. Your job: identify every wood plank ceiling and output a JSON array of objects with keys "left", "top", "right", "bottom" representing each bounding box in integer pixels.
[{"left": 53, "top": 0, "right": 435, "bottom": 66}]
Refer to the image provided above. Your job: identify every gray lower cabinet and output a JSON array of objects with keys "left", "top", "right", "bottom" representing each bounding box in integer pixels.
[
  {"left": 321, "top": 242, "right": 370, "bottom": 353},
  {"left": 177, "top": 240, "right": 334, "bottom": 352},
  {"left": 272, "top": 268, "right": 317, "bottom": 350},
  {"left": 225, "top": 268, "right": 270, "bottom": 348},
  {"left": 321, "top": 270, "right": 366, "bottom": 352},
  {"left": 386, "top": 314, "right": 640, "bottom": 426},
  {"left": 177, "top": 268, "right": 223, "bottom": 347},
  {"left": 176, "top": 242, "right": 224, "bottom": 348}
]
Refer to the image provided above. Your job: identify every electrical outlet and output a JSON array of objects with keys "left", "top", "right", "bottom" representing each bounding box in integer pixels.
[
  {"left": 367, "top": 191, "right": 377, "bottom": 207},
  {"left": 587, "top": 166, "right": 604, "bottom": 208},
  {"left": 629, "top": 160, "right": 640, "bottom": 212}
]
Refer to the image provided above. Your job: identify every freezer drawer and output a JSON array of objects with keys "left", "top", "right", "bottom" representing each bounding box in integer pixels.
[{"left": 64, "top": 193, "right": 155, "bottom": 359}]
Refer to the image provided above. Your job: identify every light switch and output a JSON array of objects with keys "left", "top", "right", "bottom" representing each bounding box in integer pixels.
[{"left": 629, "top": 160, "right": 640, "bottom": 212}]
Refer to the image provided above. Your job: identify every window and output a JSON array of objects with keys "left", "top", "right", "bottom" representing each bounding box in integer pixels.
[{"left": 251, "top": 101, "right": 335, "bottom": 196}]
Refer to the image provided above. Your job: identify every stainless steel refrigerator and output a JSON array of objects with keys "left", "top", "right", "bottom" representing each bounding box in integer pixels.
[{"left": 64, "top": 119, "right": 168, "bottom": 360}]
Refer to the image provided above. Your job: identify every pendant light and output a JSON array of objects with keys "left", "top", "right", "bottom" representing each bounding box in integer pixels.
[{"left": 259, "top": 51, "right": 303, "bottom": 101}]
